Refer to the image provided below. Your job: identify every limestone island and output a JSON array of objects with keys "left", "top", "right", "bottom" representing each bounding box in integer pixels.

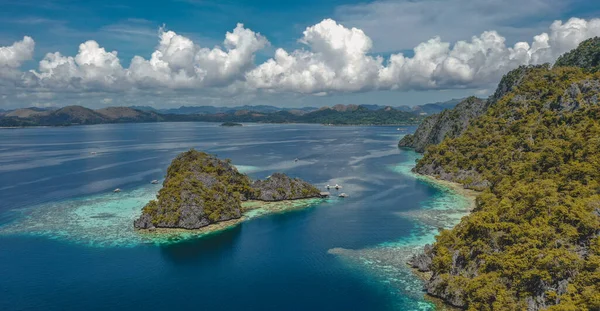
[
  {"left": 220, "top": 122, "right": 243, "bottom": 127},
  {"left": 134, "top": 149, "right": 323, "bottom": 233}
]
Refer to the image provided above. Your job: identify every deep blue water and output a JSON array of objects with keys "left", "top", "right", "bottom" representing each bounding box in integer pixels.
[{"left": 0, "top": 123, "right": 467, "bottom": 310}]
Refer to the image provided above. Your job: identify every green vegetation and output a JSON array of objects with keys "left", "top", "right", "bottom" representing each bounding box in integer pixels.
[
  {"left": 138, "top": 150, "right": 253, "bottom": 228},
  {"left": 187, "top": 105, "right": 423, "bottom": 125},
  {"left": 135, "top": 149, "right": 321, "bottom": 230},
  {"left": 0, "top": 105, "right": 423, "bottom": 127},
  {"left": 415, "top": 56, "right": 600, "bottom": 308},
  {"left": 220, "top": 122, "right": 243, "bottom": 126},
  {"left": 555, "top": 37, "right": 600, "bottom": 73}
]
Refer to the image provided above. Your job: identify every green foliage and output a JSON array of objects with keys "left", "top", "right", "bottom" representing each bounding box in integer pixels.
[
  {"left": 555, "top": 37, "right": 600, "bottom": 73},
  {"left": 141, "top": 149, "right": 253, "bottom": 226},
  {"left": 417, "top": 65, "right": 600, "bottom": 309}
]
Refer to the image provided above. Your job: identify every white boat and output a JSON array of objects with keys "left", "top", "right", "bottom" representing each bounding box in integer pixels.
[
  {"left": 90, "top": 151, "right": 97, "bottom": 155},
  {"left": 294, "top": 158, "right": 299, "bottom": 162},
  {"left": 326, "top": 184, "right": 331, "bottom": 189},
  {"left": 113, "top": 188, "right": 121, "bottom": 193},
  {"left": 151, "top": 180, "right": 159, "bottom": 184},
  {"left": 334, "top": 184, "right": 342, "bottom": 189},
  {"left": 338, "top": 193, "right": 347, "bottom": 198}
]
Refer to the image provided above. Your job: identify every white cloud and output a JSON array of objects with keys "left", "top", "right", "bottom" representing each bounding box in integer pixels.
[
  {"left": 335, "top": 0, "right": 572, "bottom": 53},
  {"left": 249, "top": 17, "right": 600, "bottom": 93},
  {"left": 1, "top": 16, "right": 600, "bottom": 109},
  {"left": 246, "top": 19, "right": 382, "bottom": 93},
  {"left": 0, "top": 36, "right": 34, "bottom": 68},
  {"left": 128, "top": 24, "right": 268, "bottom": 88}
]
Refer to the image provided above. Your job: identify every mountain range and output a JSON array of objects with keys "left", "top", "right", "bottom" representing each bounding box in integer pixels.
[{"left": 0, "top": 103, "right": 426, "bottom": 127}]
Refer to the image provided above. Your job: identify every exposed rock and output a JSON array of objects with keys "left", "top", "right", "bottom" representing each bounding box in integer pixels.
[
  {"left": 134, "top": 150, "right": 321, "bottom": 230},
  {"left": 408, "top": 244, "right": 433, "bottom": 272},
  {"left": 425, "top": 275, "right": 467, "bottom": 308},
  {"left": 250, "top": 173, "right": 321, "bottom": 201},
  {"left": 554, "top": 37, "right": 600, "bottom": 72},
  {"left": 399, "top": 65, "right": 547, "bottom": 154},
  {"left": 398, "top": 97, "right": 486, "bottom": 152}
]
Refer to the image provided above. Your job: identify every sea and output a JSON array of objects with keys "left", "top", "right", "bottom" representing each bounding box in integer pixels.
[{"left": 0, "top": 122, "right": 471, "bottom": 310}]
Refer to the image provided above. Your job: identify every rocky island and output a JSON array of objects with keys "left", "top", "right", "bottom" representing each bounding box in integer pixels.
[
  {"left": 134, "top": 149, "right": 322, "bottom": 230},
  {"left": 220, "top": 122, "right": 243, "bottom": 127}
]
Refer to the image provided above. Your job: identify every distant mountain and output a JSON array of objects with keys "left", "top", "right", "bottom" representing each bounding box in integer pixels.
[
  {"left": 0, "top": 104, "right": 423, "bottom": 127},
  {"left": 1, "top": 106, "right": 163, "bottom": 126},
  {"left": 412, "top": 98, "right": 463, "bottom": 114},
  {"left": 145, "top": 105, "right": 320, "bottom": 115},
  {"left": 358, "top": 99, "right": 464, "bottom": 115},
  {"left": 5, "top": 107, "right": 53, "bottom": 118},
  {"left": 189, "top": 104, "right": 422, "bottom": 125}
]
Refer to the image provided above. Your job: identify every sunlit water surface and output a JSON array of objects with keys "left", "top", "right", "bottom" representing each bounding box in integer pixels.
[{"left": 0, "top": 123, "right": 469, "bottom": 310}]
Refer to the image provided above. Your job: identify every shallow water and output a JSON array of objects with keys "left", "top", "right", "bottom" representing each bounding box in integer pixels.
[{"left": 0, "top": 122, "right": 469, "bottom": 310}]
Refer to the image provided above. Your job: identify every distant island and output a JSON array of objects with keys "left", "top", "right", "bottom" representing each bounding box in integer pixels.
[
  {"left": 403, "top": 38, "right": 600, "bottom": 310},
  {"left": 0, "top": 100, "right": 465, "bottom": 128},
  {"left": 134, "top": 150, "right": 323, "bottom": 231},
  {"left": 220, "top": 122, "right": 243, "bottom": 127}
]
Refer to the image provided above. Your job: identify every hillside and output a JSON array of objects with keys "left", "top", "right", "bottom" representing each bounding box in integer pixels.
[
  {"left": 0, "top": 106, "right": 163, "bottom": 126},
  {"left": 398, "top": 97, "right": 486, "bottom": 152},
  {"left": 408, "top": 41, "right": 600, "bottom": 310},
  {"left": 191, "top": 105, "right": 423, "bottom": 125},
  {"left": 399, "top": 65, "right": 539, "bottom": 152},
  {"left": 0, "top": 104, "right": 423, "bottom": 127}
]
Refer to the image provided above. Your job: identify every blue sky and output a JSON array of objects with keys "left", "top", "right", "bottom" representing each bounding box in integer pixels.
[{"left": 1, "top": 0, "right": 600, "bottom": 109}]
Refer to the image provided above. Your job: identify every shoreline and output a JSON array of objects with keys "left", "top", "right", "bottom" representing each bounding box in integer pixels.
[
  {"left": 136, "top": 198, "right": 326, "bottom": 240},
  {"left": 0, "top": 121, "right": 421, "bottom": 129},
  {"left": 410, "top": 171, "right": 479, "bottom": 310}
]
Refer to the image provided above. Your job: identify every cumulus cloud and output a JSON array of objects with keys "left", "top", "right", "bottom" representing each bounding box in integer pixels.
[
  {"left": 0, "top": 36, "right": 35, "bottom": 68},
  {"left": 22, "top": 23, "right": 268, "bottom": 92},
  {"left": 248, "top": 17, "right": 600, "bottom": 93},
  {"left": 0, "top": 36, "right": 35, "bottom": 84},
  {"left": 128, "top": 24, "right": 268, "bottom": 88},
  {"left": 1, "top": 16, "right": 600, "bottom": 108},
  {"left": 246, "top": 19, "right": 382, "bottom": 93}
]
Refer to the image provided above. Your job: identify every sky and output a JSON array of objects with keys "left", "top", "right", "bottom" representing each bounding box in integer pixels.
[{"left": 1, "top": 0, "right": 600, "bottom": 109}]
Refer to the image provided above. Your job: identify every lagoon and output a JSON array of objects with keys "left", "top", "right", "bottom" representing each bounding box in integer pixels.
[{"left": 0, "top": 122, "right": 469, "bottom": 310}]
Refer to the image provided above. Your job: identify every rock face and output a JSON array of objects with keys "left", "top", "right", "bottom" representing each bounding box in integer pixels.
[
  {"left": 554, "top": 37, "right": 600, "bottom": 72},
  {"left": 134, "top": 150, "right": 321, "bottom": 230},
  {"left": 398, "top": 97, "right": 486, "bottom": 152},
  {"left": 407, "top": 40, "right": 600, "bottom": 310},
  {"left": 399, "top": 65, "right": 544, "bottom": 153},
  {"left": 250, "top": 173, "right": 321, "bottom": 201}
]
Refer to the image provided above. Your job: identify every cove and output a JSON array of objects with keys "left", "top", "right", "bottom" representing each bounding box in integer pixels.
[{"left": 0, "top": 122, "right": 470, "bottom": 310}]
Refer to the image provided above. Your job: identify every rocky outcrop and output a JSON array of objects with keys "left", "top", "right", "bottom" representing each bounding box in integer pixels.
[
  {"left": 407, "top": 40, "right": 600, "bottom": 310},
  {"left": 398, "top": 97, "right": 486, "bottom": 152},
  {"left": 250, "top": 173, "right": 321, "bottom": 201},
  {"left": 399, "top": 65, "right": 547, "bottom": 153},
  {"left": 554, "top": 37, "right": 600, "bottom": 72},
  {"left": 134, "top": 150, "right": 321, "bottom": 230}
]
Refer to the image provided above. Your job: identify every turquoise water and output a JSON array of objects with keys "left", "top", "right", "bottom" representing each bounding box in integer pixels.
[{"left": 0, "top": 123, "right": 470, "bottom": 310}]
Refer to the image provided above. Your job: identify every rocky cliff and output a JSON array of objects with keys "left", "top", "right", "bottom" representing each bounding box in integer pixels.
[
  {"left": 398, "top": 97, "right": 486, "bottom": 152},
  {"left": 134, "top": 150, "right": 321, "bottom": 230},
  {"left": 398, "top": 65, "right": 544, "bottom": 153},
  {"left": 408, "top": 40, "right": 600, "bottom": 310},
  {"left": 250, "top": 173, "right": 321, "bottom": 201}
]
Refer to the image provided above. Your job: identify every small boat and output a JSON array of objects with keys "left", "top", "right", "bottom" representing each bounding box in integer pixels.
[
  {"left": 326, "top": 185, "right": 331, "bottom": 189},
  {"left": 338, "top": 193, "right": 347, "bottom": 198},
  {"left": 90, "top": 151, "right": 97, "bottom": 155},
  {"left": 294, "top": 158, "right": 299, "bottom": 162},
  {"left": 397, "top": 128, "right": 400, "bottom": 131},
  {"left": 334, "top": 184, "right": 342, "bottom": 190},
  {"left": 151, "top": 180, "right": 159, "bottom": 184},
  {"left": 113, "top": 188, "right": 121, "bottom": 193}
]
